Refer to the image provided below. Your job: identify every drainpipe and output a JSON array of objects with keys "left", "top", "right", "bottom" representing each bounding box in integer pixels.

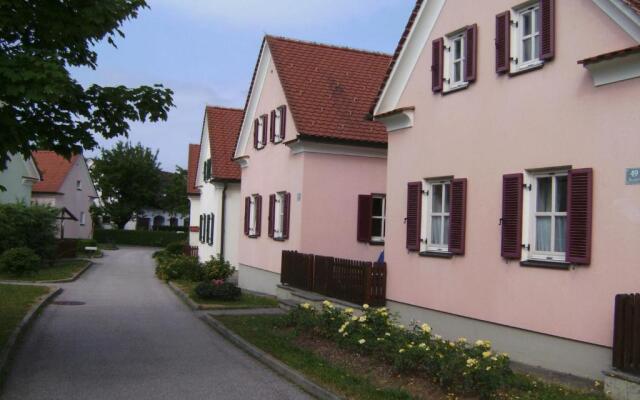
[{"left": 220, "top": 183, "right": 227, "bottom": 261}]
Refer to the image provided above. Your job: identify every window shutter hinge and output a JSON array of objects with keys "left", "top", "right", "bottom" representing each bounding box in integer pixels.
[
  {"left": 422, "top": 190, "right": 429, "bottom": 195},
  {"left": 522, "top": 183, "right": 532, "bottom": 191},
  {"left": 511, "top": 20, "right": 518, "bottom": 27},
  {"left": 521, "top": 244, "right": 530, "bottom": 251}
]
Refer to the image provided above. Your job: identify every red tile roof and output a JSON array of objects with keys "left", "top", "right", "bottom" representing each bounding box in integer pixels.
[
  {"left": 623, "top": 0, "right": 640, "bottom": 15},
  {"left": 264, "top": 36, "right": 391, "bottom": 144},
  {"left": 578, "top": 44, "right": 640, "bottom": 65},
  {"left": 371, "top": 0, "right": 424, "bottom": 116},
  {"left": 187, "top": 144, "right": 200, "bottom": 195},
  {"left": 205, "top": 106, "right": 243, "bottom": 181},
  {"left": 31, "top": 151, "right": 78, "bottom": 193}
]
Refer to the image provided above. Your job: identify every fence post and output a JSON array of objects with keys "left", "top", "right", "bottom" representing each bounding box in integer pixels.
[{"left": 363, "top": 262, "right": 372, "bottom": 306}]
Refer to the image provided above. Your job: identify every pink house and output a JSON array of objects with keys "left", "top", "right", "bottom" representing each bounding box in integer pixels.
[
  {"left": 372, "top": 0, "right": 640, "bottom": 380},
  {"left": 233, "top": 36, "right": 391, "bottom": 295}
]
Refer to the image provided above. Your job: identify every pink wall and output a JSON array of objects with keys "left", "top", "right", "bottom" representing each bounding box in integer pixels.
[
  {"left": 238, "top": 47, "right": 387, "bottom": 274},
  {"left": 384, "top": 0, "right": 640, "bottom": 347}
]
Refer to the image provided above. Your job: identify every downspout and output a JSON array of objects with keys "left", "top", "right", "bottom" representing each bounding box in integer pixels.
[{"left": 220, "top": 183, "right": 227, "bottom": 261}]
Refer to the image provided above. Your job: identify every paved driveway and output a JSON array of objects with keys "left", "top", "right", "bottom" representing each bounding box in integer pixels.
[{"left": 1, "top": 247, "right": 311, "bottom": 400}]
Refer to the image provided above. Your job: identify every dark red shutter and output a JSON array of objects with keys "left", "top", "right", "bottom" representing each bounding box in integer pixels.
[
  {"left": 255, "top": 194, "right": 262, "bottom": 237},
  {"left": 501, "top": 173, "right": 523, "bottom": 259},
  {"left": 465, "top": 24, "right": 478, "bottom": 83},
  {"left": 253, "top": 119, "right": 259, "bottom": 149},
  {"left": 431, "top": 38, "right": 444, "bottom": 93},
  {"left": 280, "top": 106, "right": 287, "bottom": 141},
  {"left": 406, "top": 182, "right": 422, "bottom": 251},
  {"left": 268, "top": 194, "right": 275, "bottom": 238},
  {"left": 495, "top": 11, "right": 511, "bottom": 74},
  {"left": 244, "top": 197, "right": 250, "bottom": 236},
  {"left": 261, "top": 115, "right": 268, "bottom": 146},
  {"left": 283, "top": 192, "right": 291, "bottom": 239},
  {"left": 448, "top": 178, "right": 467, "bottom": 255},
  {"left": 270, "top": 110, "right": 276, "bottom": 143},
  {"left": 566, "top": 168, "right": 593, "bottom": 265},
  {"left": 357, "top": 195, "right": 373, "bottom": 243},
  {"left": 540, "top": 0, "right": 555, "bottom": 61}
]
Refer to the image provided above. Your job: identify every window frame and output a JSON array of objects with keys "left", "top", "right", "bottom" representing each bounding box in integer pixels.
[
  {"left": 421, "top": 179, "right": 452, "bottom": 253},
  {"left": 524, "top": 169, "right": 568, "bottom": 263},
  {"left": 256, "top": 117, "right": 266, "bottom": 149},
  {"left": 80, "top": 211, "right": 86, "bottom": 226},
  {"left": 443, "top": 29, "right": 468, "bottom": 92},
  {"left": 370, "top": 195, "right": 386, "bottom": 243},
  {"left": 273, "top": 108, "right": 283, "bottom": 143},
  {"left": 76, "top": 180, "right": 82, "bottom": 191},
  {"left": 511, "top": 1, "right": 544, "bottom": 72},
  {"left": 248, "top": 194, "right": 258, "bottom": 236},
  {"left": 273, "top": 192, "right": 286, "bottom": 239}
]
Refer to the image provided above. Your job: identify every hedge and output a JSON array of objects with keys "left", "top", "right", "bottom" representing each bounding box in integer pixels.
[{"left": 94, "top": 229, "right": 187, "bottom": 247}]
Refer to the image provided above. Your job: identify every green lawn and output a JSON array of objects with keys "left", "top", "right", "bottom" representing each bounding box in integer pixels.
[
  {"left": 0, "top": 259, "right": 90, "bottom": 282},
  {"left": 216, "top": 315, "right": 609, "bottom": 400},
  {"left": 0, "top": 284, "right": 49, "bottom": 350},
  {"left": 173, "top": 280, "right": 278, "bottom": 309}
]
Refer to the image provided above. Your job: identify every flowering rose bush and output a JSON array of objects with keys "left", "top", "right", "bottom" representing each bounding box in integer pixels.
[{"left": 286, "top": 302, "right": 512, "bottom": 399}]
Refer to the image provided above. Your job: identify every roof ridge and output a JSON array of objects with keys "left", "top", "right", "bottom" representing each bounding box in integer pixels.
[
  {"left": 205, "top": 105, "right": 244, "bottom": 112},
  {"left": 266, "top": 35, "right": 392, "bottom": 58}
]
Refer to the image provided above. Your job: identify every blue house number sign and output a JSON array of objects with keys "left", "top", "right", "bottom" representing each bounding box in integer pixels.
[{"left": 627, "top": 168, "right": 640, "bottom": 185}]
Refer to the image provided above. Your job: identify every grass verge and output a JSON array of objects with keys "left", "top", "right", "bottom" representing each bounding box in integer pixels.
[
  {"left": 0, "top": 259, "right": 90, "bottom": 282},
  {"left": 173, "top": 280, "right": 278, "bottom": 309},
  {"left": 0, "top": 284, "right": 49, "bottom": 350},
  {"left": 216, "top": 314, "right": 608, "bottom": 400}
]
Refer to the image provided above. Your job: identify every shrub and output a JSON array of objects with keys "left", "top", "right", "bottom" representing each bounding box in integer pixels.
[
  {"left": 201, "top": 255, "right": 235, "bottom": 281},
  {"left": 0, "top": 247, "right": 41, "bottom": 276},
  {"left": 76, "top": 239, "right": 98, "bottom": 251},
  {"left": 155, "top": 254, "right": 201, "bottom": 281},
  {"left": 194, "top": 281, "right": 241, "bottom": 300},
  {"left": 165, "top": 241, "right": 186, "bottom": 255},
  {"left": 94, "top": 229, "right": 187, "bottom": 247},
  {"left": 0, "top": 203, "right": 57, "bottom": 260}
]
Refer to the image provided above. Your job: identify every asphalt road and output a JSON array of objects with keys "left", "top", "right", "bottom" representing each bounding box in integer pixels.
[{"left": 1, "top": 246, "right": 312, "bottom": 400}]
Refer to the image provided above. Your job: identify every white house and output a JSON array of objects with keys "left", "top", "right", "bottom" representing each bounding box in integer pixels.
[
  {"left": 188, "top": 106, "right": 243, "bottom": 266},
  {"left": 0, "top": 153, "right": 41, "bottom": 205},
  {"left": 187, "top": 144, "right": 201, "bottom": 245}
]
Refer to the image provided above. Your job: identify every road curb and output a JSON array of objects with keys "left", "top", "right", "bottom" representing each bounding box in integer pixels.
[
  {"left": 40, "top": 260, "right": 94, "bottom": 284},
  {"left": 167, "top": 281, "right": 201, "bottom": 310},
  {"left": 0, "top": 286, "right": 63, "bottom": 385},
  {"left": 201, "top": 314, "right": 342, "bottom": 400}
]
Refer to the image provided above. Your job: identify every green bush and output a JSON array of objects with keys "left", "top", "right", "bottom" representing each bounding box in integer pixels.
[
  {"left": 0, "top": 247, "right": 41, "bottom": 276},
  {"left": 0, "top": 203, "right": 57, "bottom": 260},
  {"left": 194, "top": 281, "right": 241, "bottom": 300},
  {"left": 76, "top": 239, "right": 98, "bottom": 251},
  {"left": 94, "top": 229, "right": 186, "bottom": 247},
  {"left": 165, "top": 241, "right": 186, "bottom": 255},
  {"left": 201, "top": 255, "right": 235, "bottom": 281},
  {"left": 155, "top": 254, "right": 201, "bottom": 281}
]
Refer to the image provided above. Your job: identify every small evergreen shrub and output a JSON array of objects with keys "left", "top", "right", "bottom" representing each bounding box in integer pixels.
[
  {"left": 165, "top": 241, "right": 186, "bottom": 255},
  {"left": 0, "top": 247, "right": 41, "bottom": 276},
  {"left": 155, "top": 254, "right": 201, "bottom": 281},
  {"left": 194, "top": 281, "right": 241, "bottom": 300},
  {"left": 0, "top": 203, "right": 57, "bottom": 260},
  {"left": 94, "top": 229, "right": 186, "bottom": 247},
  {"left": 201, "top": 255, "right": 235, "bottom": 281}
]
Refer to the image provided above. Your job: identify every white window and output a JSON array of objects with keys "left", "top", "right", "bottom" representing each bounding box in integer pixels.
[
  {"left": 273, "top": 108, "right": 282, "bottom": 143},
  {"left": 76, "top": 180, "right": 82, "bottom": 190},
  {"left": 274, "top": 192, "right": 285, "bottom": 238},
  {"left": 421, "top": 180, "right": 451, "bottom": 252},
  {"left": 444, "top": 31, "right": 466, "bottom": 91},
  {"left": 512, "top": 2, "right": 542, "bottom": 71},
  {"left": 257, "top": 117, "right": 266, "bottom": 149},
  {"left": 80, "top": 211, "right": 86, "bottom": 226},
  {"left": 249, "top": 195, "right": 258, "bottom": 236},
  {"left": 526, "top": 171, "right": 568, "bottom": 262},
  {"left": 371, "top": 195, "right": 386, "bottom": 242}
]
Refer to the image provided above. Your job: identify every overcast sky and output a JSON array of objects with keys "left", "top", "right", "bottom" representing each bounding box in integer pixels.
[{"left": 71, "top": 0, "right": 414, "bottom": 172}]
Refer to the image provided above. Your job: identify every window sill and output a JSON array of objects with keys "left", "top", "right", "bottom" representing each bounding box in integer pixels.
[
  {"left": 248, "top": 234, "right": 259, "bottom": 239},
  {"left": 520, "top": 259, "right": 571, "bottom": 270},
  {"left": 369, "top": 240, "right": 385, "bottom": 246},
  {"left": 442, "top": 82, "right": 469, "bottom": 95},
  {"left": 509, "top": 61, "right": 544, "bottom": 77},
  {"left": 273, "top": 237, "right": 287, "bottom": 242},
  {"left": 419, "top": 251, "right": 454, "bottom": 259}
]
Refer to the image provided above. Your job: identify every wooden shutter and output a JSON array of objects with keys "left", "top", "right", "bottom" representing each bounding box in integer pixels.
[
  {"left": 495, "top": 11, "right": 511, "bottom": 74},
  {"left": 209, "top": 213, "right": 215, "bottom": 245},
  {"left": 270, "top": 110, "right": 276, "bottom": 143},
  {"left": 255, "top": 194, "right": 262, "bottom": 237},
  {"left": 268, "top": 194, "right": 276, "bottom": 238},
  {"left": 261, "top": 115, "right": 268, "bottom": 146},
  {"left": 501, "top": 173, "right": 523, "bottom": 259},
  {"left": 431, "top": 38, "right": 444, "bottom": 93},
  {"left": 244, "top": 197, "right": 250, "bottom": 236},
  {"left": 448, "top": 178, "right": 467, "bottom": 255},
  {"left": 406, "top": 182, "right": 422, "bottom": 251},
  {"left": 199, "top": 214, "right": 204, "bottom": 242},
  {"left": 566, "top": 168, "right": 593, "bottom": 265},
  {"left": 283, "top": 192, "right": 291, "bottom": 239},
  {"left": 253, "top": 119, "right": 259, "bottom": 149},
  {"left": 540, "top": 0, "right": 555, "bottom": 61},
  {"left": 205, "top": 214, "right": 210, "bottom": 245},
  {"left": 280, "top": 106, "right": 287, "bottom": 141},
  {"left": 357, "top": 195, "right": 373, "bottom": 243},
  {"left": 465, "top": 24, "right": 478, "bottom": 83}
]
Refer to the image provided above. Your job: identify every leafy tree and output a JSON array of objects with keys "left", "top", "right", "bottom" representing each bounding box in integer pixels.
[
  {"left": 0, "top": 0, "right": 174, "bottom": 170},
  {"left": 91, "top": 141, "right": 162, "bottom": 229},
  {"left": 159, "top": 166, "right": 189, "bottom": 217}
]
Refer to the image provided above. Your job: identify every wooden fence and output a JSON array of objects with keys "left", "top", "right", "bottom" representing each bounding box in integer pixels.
[
  {"left": 281, "top": 251, "right": 386, "bottom": 306},
  {"left": 613, "top": 293, "right": 640, "bottom": 375},
  {"left": 55, "top": 239, "right": 78, "bottom": 259},
  {"left": 183, "top": 245, "right": 198, "bottom": 258}
]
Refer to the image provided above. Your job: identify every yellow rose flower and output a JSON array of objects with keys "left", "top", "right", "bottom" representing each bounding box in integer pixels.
[
  {"left": 358, "top": 339, "right": 366, "bottom": 344},
  {"left": 399, "top": 348, "right": 405, "bottom": 353},
  {"left": 362, "top": 304, "right": 370, "bottom": 309},
  {"left": 344, "top": 307, "right": 354, "bottom": 314},
  {"left": 300, "top": 303, "right": 311, "bottom": 309},
  {"left": 358, "top": 316, "right": 367, "bottom": 323},
  {"left": 420, "top": 323, "right": 432, "bottom": 333},
  {"left": 482, "top": 351, "right": 492, "bottom": 358}
]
